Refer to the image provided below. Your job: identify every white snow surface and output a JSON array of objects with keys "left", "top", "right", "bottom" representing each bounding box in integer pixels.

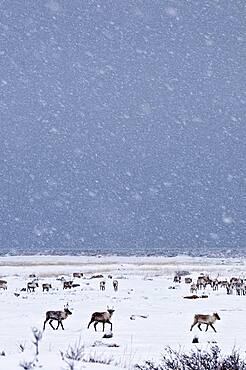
[{"left": 0, "top": 255, "right": 245, "bottom": 369}]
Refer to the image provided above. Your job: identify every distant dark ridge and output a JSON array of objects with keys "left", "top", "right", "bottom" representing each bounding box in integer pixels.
[{"left": 0, "top": 246, "right": 245, "bottom": 258}]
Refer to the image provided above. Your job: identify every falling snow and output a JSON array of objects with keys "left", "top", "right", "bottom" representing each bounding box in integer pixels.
[{"left": 0, "top": 1, "right": 245, "bottom": 256}]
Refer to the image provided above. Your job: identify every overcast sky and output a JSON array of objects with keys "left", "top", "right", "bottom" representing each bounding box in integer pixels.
[{"left": 0, "top": 0, "right": 245, "bottom": 254}]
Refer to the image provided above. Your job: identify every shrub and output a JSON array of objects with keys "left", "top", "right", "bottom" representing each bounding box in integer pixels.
[
  {"left": 135, "top": 346, "right": 246, "bottom": 370},
  {"left": 60, "top": 339, "right": 85, "bottom": 370}
]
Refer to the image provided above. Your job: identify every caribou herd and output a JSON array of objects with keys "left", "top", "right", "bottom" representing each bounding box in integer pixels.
[
  {"left": 173, "top": 272, "right": 246, "bottom": 332},
  {"left": 0, "top": 272, "right": 119, "bottom": 332},
  {"left": 2, "top": 269, "right": 245, "bottom": 334},
  {"left": 173, "top": 273, "right": 246, "bottom": 296}
]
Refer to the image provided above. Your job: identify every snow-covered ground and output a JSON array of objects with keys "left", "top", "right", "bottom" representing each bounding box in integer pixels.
[{"left": 0, "top": 255, "right": 246, "bottom": 370}]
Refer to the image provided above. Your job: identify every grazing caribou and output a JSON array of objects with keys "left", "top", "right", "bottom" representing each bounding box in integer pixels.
[
  {"left": 87, "top": 307, "right": 115, "bottom": 332},
  {"left": 230, "top": 277, "right": 240, "bottom": 285},
  {"left": 42, "top": 283, "right": 52, "bottom": 292},
  {"left": 173, "top": 275, "right": 181, "bottom": 283},
  {"left": 63, "top": 281, "right": 73, "bottom": 289},
  {"left": 0, "top": 281, "right": 7, "bottom": 290},
  {"left": 190, "top": 283, "right": 197, "bottom": 294},
  {"left": 219, "top": 280, "right": 228, "bottom": 288},
  {"left": 190, "top": 312, "right": 220, "bottom": 332},
  {"left": 196, "top": 277, "right": 206, "bottom": 290},
  {"left": 226, "top": 282, "right": 233, "bottom": 295},
  {"left": 212, "top": 279, "right": 219, "bottom": 291},
  {"left": 43, "top": 305, "right": 72, "bottom": 331},
  {"left": 27, "top": 281, "right": 39, "bottom": 292},
  {"left": 185, "top": 277, "right": 192, "bottom": 284},
  {"left": 73, "top": 272, "right": 83, "bottom": 278}
]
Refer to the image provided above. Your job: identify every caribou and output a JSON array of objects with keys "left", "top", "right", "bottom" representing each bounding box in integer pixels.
[
  {"left": 190, "top": 312, "right": 220, "bottom": 332},
  {"left": 173, "top": 275, "right": 181, "bottom": 283},
  {"left": 190, "top": 283, "right": 197, "bottom": 294},
  {"left": 0, "top": 281, "right": 7, "bottom": 290},
  {"left": 43, "top": 305, "right": 72, "bottom": 331},
  {"left": 63, "top": 281, "right": 73, "bottom": 289},
  {"left": 42, "top": 283, "right": 52, "bottom": 292},
  {"left": 113, "top": 280, "right": 118, "bottom": 292},
  {"left": 27, "top": 281, "right": 39, "bottom": 292},
  {"left": 87, "top": 307, "right": 115, "bottom": 332},
  {"left": 73, "top": 272, "right": 83, "bottom": 278}
]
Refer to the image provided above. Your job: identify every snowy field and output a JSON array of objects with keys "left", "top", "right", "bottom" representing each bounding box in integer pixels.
[{"left": 0, "top": 255, "right": 246, "bottom": 370}]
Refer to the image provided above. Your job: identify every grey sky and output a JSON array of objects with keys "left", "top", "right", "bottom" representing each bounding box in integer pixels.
[{"left": 0, "top": 0, "right": 245, "bottom": 255}]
